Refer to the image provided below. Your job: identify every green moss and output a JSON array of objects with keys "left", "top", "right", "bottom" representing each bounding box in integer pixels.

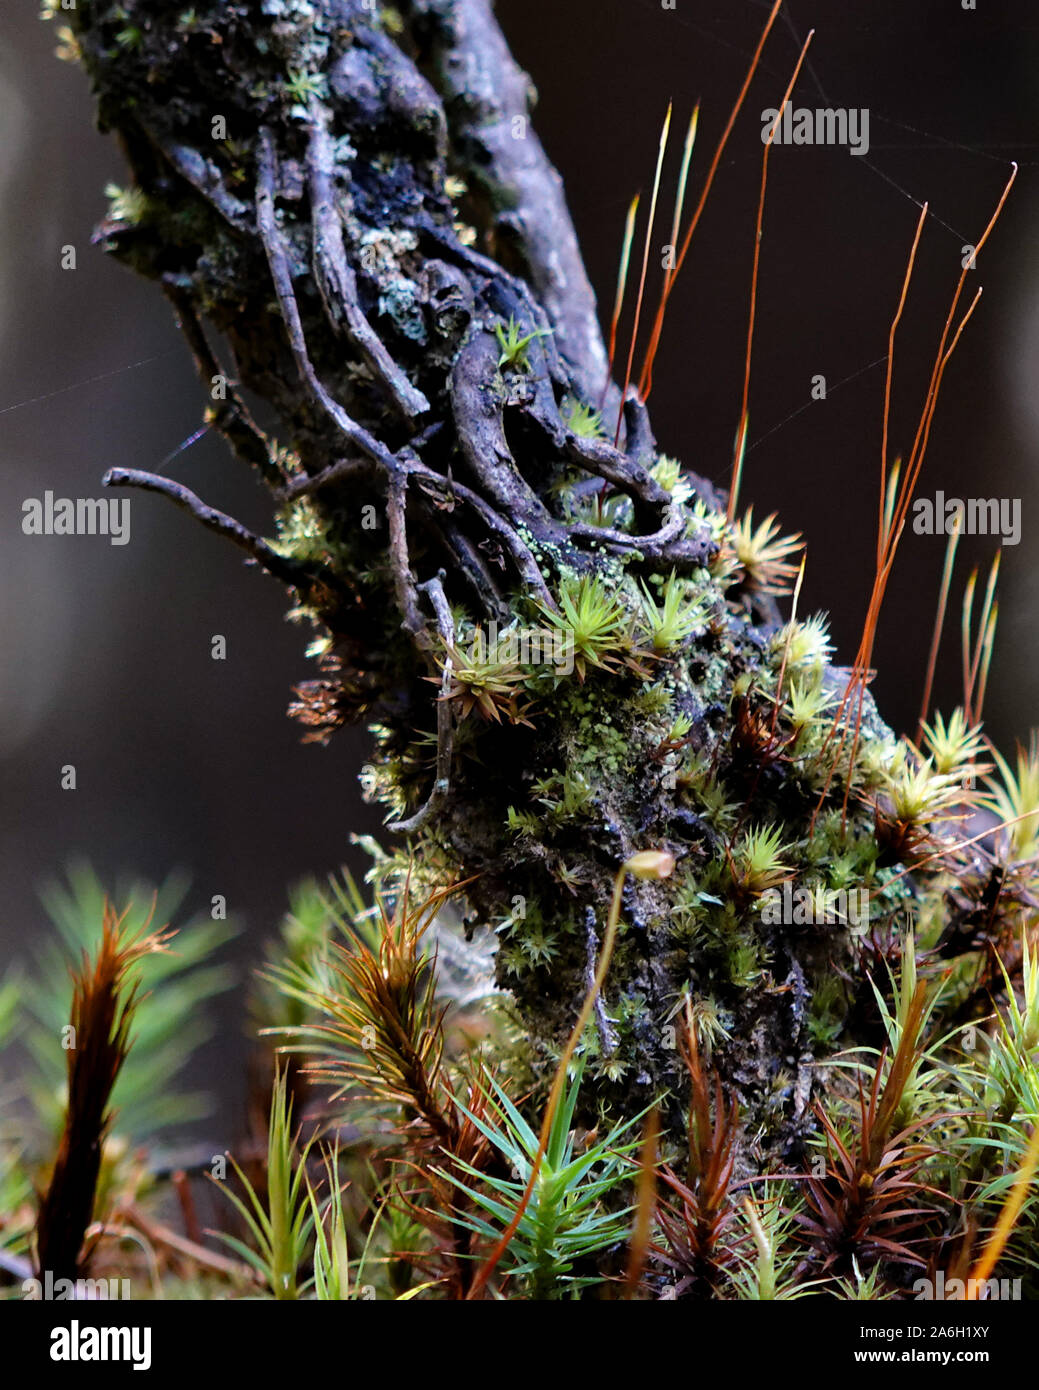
[
  {"left": 104, "top": 182, "right": 151, "bottom": 224},
  {"left": 494, "top": 315, "right": 552, "bottom": 373},
  {"left": 269, "top": 496, "right": 333, "bottom": 565},
  {"left": 561, "top": 396, "right": 605, "bottom": 439}
]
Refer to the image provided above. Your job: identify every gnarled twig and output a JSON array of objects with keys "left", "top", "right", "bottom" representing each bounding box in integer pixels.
[
  {"left": 102, "top": 467, "right": 322, "bottom": 593},
  {"left": 305, "top": 108, "right": 430, "bottom": 421},
  {"left": 390, "top": 575, "right": 456, "bottom": 835}
]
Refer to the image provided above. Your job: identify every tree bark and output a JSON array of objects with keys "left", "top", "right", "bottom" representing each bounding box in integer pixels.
[{"left": 68, "top": 0, "right": 903, "bottom": 1163}]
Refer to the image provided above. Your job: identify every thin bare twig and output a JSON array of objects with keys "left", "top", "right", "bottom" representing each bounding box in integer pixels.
[
  {"left": 255, "top": 130, "right": 400, "bottom": 476},
  {"left": 160, "top": 278, "right": 281, "bottom": 488},
  {"left": 278, "top": 456, "right": 374, "bottom": 501},
  {"left": 305, "top": 106, "right": 429, "bottom": 420},
  {"left": 386, "top": 464, "right": 425, "bottom": 637},
  {"left": 390, "top": 575, "right": 457, "bottom": 835},
  {"left": 102, "top": 468, "right": 318, "bottom": 591}
]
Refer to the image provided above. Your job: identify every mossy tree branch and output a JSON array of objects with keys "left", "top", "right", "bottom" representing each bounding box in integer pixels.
[{"left": 69, "top": 0, "right": 914, "bottom": 1161}]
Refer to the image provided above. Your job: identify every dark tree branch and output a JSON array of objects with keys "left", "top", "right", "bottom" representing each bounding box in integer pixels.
[
  {"left": 103, "top": 467, "right": 318, "bottom": 592},
  {"left": 406, "top": 0, "right": 611, "bottom": 401},
  {"left": 305, "top": 106, "right": 430, "bottom": 421}
]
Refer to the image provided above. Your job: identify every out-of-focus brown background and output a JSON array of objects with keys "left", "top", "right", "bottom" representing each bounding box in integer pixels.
[{"left": 2, "top": 0, "right": 1038, "bottom": 1139}]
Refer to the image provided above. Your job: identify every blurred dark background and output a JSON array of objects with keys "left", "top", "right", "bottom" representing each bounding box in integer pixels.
[{"left": 2, "top": 0, "right": 1037, "bottom": 1142}]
